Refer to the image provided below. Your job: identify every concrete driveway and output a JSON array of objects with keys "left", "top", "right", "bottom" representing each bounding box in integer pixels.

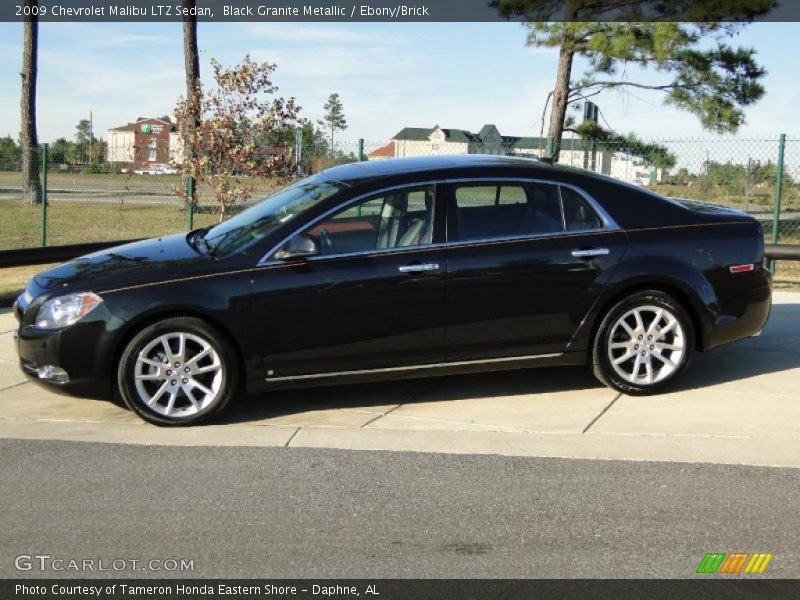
[{"left": 1, "top": 292, "right": 798, "bottom": 468}]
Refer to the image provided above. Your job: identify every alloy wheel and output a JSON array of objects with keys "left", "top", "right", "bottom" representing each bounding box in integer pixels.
[
  {"left": 606, "top": 305, "right": 686, "bottom": 386},
  {"left": 133, "top": 331, "right": 223, "bottom": 417}
]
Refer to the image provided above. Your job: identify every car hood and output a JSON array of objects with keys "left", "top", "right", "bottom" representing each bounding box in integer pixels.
[{"left": 31, "top": 233, "right": 214, "bottom": 295}]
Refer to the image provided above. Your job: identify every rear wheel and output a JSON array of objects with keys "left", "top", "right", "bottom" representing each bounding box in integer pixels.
[
  {"left": 118, "top": 316, "right": 238, "bottom": 425},
  {"left": 592, "top": 290, "right": 694, "bottom": 395}
]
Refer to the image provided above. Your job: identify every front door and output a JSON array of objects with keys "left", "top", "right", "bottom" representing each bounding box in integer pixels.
[
  {"left": 250, "top": 184, "right": 446, "bottom": 380},
  {"left": 444, "top": 180, "right": 627, "bottom": 361}
]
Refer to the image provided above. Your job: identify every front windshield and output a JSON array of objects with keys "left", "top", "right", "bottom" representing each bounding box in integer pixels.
[{"left": 203, "top": 175, "right": 346, "bottom": 257}]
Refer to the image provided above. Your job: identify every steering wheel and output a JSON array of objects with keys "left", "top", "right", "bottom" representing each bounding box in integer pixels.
[{"left": 319, "top": 229, "right": 333, "bottom": 254}]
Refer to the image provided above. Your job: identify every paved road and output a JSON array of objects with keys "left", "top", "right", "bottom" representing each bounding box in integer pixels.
[{"left": 1, "top": 439, "right": 797, "bottom": 579}]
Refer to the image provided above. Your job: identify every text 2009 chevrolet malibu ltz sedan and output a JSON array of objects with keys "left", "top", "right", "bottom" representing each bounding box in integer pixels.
[{"left": 14, "top": 155, "right": 772, "bottom": 425}]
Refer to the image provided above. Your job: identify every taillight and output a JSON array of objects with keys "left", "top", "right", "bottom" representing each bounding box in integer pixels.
[{"left": 729, "top": 264, "right": 755, "bottom": 274}]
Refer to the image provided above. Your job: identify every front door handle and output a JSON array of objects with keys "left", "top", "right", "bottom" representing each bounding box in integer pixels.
[
  {"left": 399, "top": 263, "right": 440, "bottom": 273},
  {"left": 571, "top": 248, "right": 610, "bottom": 258}
]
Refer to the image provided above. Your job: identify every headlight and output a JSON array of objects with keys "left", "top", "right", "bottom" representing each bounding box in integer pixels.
[{"left": 35, "top": 292, "right": 103, "bottom": 329}]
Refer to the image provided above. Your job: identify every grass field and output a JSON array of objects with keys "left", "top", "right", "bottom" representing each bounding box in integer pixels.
[
  {"left": 0, "top": 170, "right": 284, "bottom": 198},
  {"left": 650, "top": 183, "right": 800, "bottom": 212},
  {"left": 0, "top": 199, "right": 225, "bottom": 249},
  {"left": 0, "top": 263, "right": 57, "bottom": 302},
  {"left": 0, "top": 170, "right": 288, "bottom": 250}
]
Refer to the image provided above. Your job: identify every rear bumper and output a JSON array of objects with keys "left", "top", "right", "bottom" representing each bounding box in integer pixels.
[{"left": 704, "top": 267, "right": 772, "bottom": 351}]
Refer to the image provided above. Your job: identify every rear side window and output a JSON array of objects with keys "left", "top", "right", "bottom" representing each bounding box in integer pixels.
[
  {"left": 454, "top": 183, "right": 563, "bottom": 242},
  {"left": 560, "top": 187, "right": 604, "bottom": 231},
  {"left": 455, "top": 186, "right": 497, "bottom": 207}
]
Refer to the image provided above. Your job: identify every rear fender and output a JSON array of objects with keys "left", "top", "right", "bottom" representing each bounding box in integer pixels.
[{"left": 566, "top": 255, "right": 718, "bottom": 353}]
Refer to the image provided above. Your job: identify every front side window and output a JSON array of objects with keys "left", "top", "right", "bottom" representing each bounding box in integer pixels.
[
  {"left": 454, "top": 183, "right": 563, "bottom": 242},
  {"left": 306, "top": 185, "right": 436, "bottom": 256},
  {"left": 203, "top": 175, "right": 345, "bottom": 257}
]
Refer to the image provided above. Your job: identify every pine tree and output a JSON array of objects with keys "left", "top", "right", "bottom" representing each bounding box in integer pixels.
[
  {"left": 492, "top": 0, "right": 775, "bottom": 161},
  {"left": 322, "top": 93, "right": 347, "bottom": 153}
]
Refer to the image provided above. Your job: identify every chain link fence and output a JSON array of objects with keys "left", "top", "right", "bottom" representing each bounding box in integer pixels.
[{"left": 1, "top": 135, "right": 798, "bottom": 280}]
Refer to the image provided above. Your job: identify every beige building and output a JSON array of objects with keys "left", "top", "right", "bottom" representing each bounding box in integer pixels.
[{"left": 374, "top": 124, "right": 661, "bottom": 186}]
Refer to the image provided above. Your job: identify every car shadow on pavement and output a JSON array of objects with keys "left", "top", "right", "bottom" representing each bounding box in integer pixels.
[
  {"left": 220, "top": 365, "right": 602, "bottom": 425},
  {"left": 668, "top": 301, "right": 800, "bottom": 393}
]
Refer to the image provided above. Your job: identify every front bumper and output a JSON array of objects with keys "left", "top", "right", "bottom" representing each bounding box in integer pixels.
[{"left": 14, "top": 304, "right": 124, "bottom": 399}]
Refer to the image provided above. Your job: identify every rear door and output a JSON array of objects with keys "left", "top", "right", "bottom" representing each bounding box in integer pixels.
[{"left": 444, "top": 179, "right": 627, "bottom": 361}]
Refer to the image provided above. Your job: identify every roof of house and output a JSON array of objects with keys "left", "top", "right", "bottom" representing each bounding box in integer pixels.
[
  {"left": 368, "top": 140, "right": 396, "bottom": 158},
  {"left": 478, "top": 124, "right": 499, "bottom": 139},
  {"left": 109, "top": 117, "right": 175, "bottom": 133},
  {"left": 392, "top": 124, "right": 591, "bottom": 151},
  {"left": 393, "top": 127, "right": 479, "bottom": 143}
]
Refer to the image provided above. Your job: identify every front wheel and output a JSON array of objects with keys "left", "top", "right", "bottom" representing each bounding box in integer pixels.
[
  {"left": 592, "top": 290, "right": 694, "bottom": 395},
  {"left": 118, "top": 316, "right": 238, "bottom": 426}
]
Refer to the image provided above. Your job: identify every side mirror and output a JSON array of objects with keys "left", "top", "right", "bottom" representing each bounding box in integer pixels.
[{"left": 274, "top": 234, "right": 320, "bottom": 260}]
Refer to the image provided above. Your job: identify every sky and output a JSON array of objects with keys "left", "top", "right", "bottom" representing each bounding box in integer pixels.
[{"left": 0, "top": 21, "right": 798, "bottom": 148}]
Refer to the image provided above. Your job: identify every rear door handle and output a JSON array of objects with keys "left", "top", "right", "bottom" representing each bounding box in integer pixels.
[
  {"left": 399, "top": 263, "right": 440, "bottom": 273},
  {"left": 571, "top": 247, "right": 610, "bottom": 258}
]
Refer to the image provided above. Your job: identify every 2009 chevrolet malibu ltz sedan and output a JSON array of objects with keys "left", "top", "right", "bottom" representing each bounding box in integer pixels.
[{"left": 14, "top": 155, "right": 772, "bottom": 425}]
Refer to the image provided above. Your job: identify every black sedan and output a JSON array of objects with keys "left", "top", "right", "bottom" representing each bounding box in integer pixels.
[{"left": 14, "top": 155, "right": 772, "bottom": 425}]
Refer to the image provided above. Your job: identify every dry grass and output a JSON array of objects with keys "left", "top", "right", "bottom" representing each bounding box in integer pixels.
[
  {"left": 774, "top": 260, "right": 800, "bottom": 284},
  {"left": 651, "top": 183, "right": 800, "bottom": 211},
  {"left": 0, "top": 263, "right": 57, "bottom": 305}
]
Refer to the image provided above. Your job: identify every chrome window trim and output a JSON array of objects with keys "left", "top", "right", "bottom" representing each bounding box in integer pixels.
[
  {"left": 258, "top": 176, "right": 621, "bottom": 266},
  {"left": 300, "top": 243, "right": 447, "bottom": 263},
  {"left": 444, "top": 227, "right": 616, "bottom": 251},
  {"left": 265, "top": 351, "right": 563, "bottom": 382}
]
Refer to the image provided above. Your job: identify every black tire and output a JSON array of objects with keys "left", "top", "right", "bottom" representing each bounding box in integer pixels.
[
  {"left": 117, "top": 316, "right": 239, "bottom": 426},
  {"left": 592, "top": 290, "right": 694, "bottom": 396}
]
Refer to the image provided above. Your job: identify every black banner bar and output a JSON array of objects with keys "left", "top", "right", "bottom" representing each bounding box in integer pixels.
[
  {"left": 3, "top": 0, "right": 800, "bottom": 23},
  {"left": 4, "top": 579, "right": 800, "bottom": 600}
]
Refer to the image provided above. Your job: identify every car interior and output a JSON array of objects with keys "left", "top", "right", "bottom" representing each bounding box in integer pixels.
[
  {"left": 304, "top": 183, "right": 605, "bottom": 256},
  {"left": 455, "top": 184, "right": 603, "bottom": 241},
  {"left": 308, "top": 188, "right": 435, "bottom": 255},
  {"left": 456, "top": 184, "right": 562, "bottom": 240}
]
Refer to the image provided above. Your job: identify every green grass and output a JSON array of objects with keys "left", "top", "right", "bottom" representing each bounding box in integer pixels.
[
  {"left": 0, "top": 199, "right": 225, "bottom": 250},
  {"left": 0, "top": 170, "right": 290, "bottom": 250}
]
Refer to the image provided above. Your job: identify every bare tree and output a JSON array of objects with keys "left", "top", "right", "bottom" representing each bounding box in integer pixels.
[
  {"left": 182, "top": 0, "right": 200, "bottom": 151},
  {"left": 20, "top": 0, "right": 41, "bottom": 204}
]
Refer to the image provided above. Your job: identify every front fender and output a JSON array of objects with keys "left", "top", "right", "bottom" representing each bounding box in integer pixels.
[{"left": 100, "top": 272, "right": 256, "bottom": 379}]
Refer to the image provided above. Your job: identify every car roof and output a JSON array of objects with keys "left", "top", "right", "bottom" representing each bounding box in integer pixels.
[{"left": 320, "top": 154, "right": 559, "bottom": 181}]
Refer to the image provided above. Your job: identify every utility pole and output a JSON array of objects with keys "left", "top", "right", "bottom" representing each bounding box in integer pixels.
[
  {"left": 745, "top": 157, "right": 752, "bottom": 212},
  {"left": 89, "top": 111, "right": 93, "bottom": 163}
]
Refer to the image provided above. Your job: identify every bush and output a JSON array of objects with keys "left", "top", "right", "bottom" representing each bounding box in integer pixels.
[{"left": 81, "top": 161, "right": 113, "bottom": 174}]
